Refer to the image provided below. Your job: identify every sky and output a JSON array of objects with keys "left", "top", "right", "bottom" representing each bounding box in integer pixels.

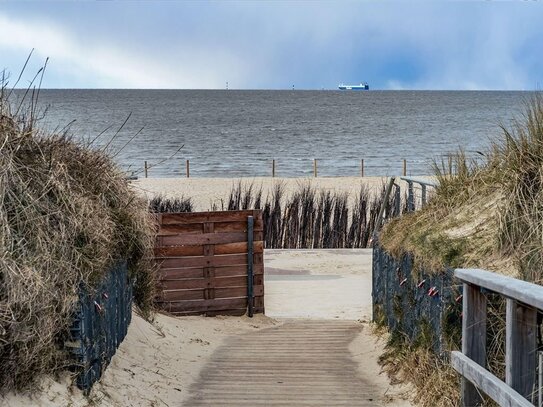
[{"left": 0, "top": 0, "right": 542, "bottom": 90}]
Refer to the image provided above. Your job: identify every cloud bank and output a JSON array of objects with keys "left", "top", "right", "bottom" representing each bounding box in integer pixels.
[{"left": 0, "top": 1, "right": 542, "bottom": 90}]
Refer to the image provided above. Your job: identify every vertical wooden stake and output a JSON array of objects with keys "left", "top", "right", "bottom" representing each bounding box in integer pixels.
[
  {"left": 272, "top": 159, "right": 276, "bottom": 178},
  {"left": 361, "top": 159, "right": 364, "bottom": 177},
  {"left": 314, "top": 159, "right": 318, "bottom": 177},
  {"left": 144, "top": 161, "right": 148, "bottom": 178},
  {"left": 402, "top": 159, "right": 407, "bottom": 176},
  {"left": 506, "top": 299, "right": 537, "bottom": 400},
  {"left": 247, "top": 216, "right": 254, "bottom": 317},
  {"left": 186, "top": 159, "right": 190, "bottom": 178},
  {"left": 461, "top": 283, "right": 487, "bottom": 407}
]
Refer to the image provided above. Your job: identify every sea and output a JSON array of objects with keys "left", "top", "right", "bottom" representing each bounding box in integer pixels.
[{"left": 31, "top": 90, "right": 531, "bottom": 178}]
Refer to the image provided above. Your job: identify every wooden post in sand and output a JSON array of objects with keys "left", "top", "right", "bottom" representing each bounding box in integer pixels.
[
  {"left": 186, "top": 159, "right": 190, "bottom": 178},
  {"left": 144, "top": 161, "right": 148, "bottom": 178},
  {"left": 313, "top": 159, "right": 318, "bottom": 177},
  {"left": 272, "top": 159, "right": 276, "bottom": 178},
  {"left": 361, "top": 159, "right": 365, "bottom": 177},
  {"left": 402, "top": 159, "right": 407, "bottom": 176}
]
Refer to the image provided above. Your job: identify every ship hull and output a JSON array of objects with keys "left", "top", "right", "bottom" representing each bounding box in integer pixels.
[{"left": 338, "top": 84, "right": 369, "bottom": 90}]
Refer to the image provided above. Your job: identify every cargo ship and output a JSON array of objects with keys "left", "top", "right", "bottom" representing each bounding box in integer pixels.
[{"left": 338, "top": 82, "right": 369, "bottom": 90}]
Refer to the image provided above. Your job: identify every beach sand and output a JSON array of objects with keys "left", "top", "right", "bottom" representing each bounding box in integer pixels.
[{"left": 2, "top": 249, "right": 412, "bottom": 407}]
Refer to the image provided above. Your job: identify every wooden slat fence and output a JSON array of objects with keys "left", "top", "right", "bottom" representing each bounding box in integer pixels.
[{"left": 153, "top": 210, "right": 264, "bottom": 316}]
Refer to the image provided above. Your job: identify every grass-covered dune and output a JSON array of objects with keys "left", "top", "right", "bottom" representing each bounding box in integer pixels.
[
  {"left": 0, "top": 83, "right": 155, "bottom": 392},
  {"left": 378, "top": 95, "right": 543, "bottom": 406},
  {"left": 382, "top": 95, "right": 543, "bottom": 284}
]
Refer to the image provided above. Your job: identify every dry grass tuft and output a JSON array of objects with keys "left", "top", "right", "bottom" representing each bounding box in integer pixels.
[{"left": 0, "top": 77, "right": 155, "bottom": 392}]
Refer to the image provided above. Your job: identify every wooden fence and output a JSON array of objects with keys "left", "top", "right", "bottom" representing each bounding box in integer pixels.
[
  {"left": 452, "top": 268, "right": 542, "bottom": 407},
  {"left": 153, "top": 210, "right": 264, "bottom": 316}
]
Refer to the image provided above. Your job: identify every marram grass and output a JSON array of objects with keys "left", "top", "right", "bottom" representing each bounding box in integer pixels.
[{"left": 0, "top": 79, "right": 155, "bottom": 392}]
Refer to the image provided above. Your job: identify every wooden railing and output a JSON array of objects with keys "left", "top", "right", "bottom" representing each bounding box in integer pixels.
[{"left": 452, "top": 268, "right": 542, "bottom": 407}]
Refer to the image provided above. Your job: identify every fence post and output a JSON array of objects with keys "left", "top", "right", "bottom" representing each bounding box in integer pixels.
[
  {"left": 394, "top": 184, "right": 401, "bottom": 216},
  {"left": 186, "top": 159, "right": 190, "bottom": 178},
  {"left": 272, "top": 159, "right": 276, "bottom": 178},
  {"left": 402, "top": 159, "right": 407, "bottom": 176},
  {"left": 247, "top": 216, "right": 254, "bottom": 317},
  {"left": 506, "top": 299, "right": 537, "bottom": 400},
  {"left": 361, "top": 159, "right": 364, "bottom": 177},
  {"left": 421, "top": 184, "right": 427, "bottom": 207},
  {"left": 144, "top": 161, "right": 148, "bottom": 178},
  {"left": 461, "top": 283, "right": 487, "bottom": 407},
  {"left": 407, "top": 181, "right": 415, "bottom": 212},
  {"left": 313, "top": 159, "right": 318, "bottom": 177}
]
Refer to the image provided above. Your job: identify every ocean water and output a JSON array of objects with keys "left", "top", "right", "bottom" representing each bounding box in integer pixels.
[{"left": 32, "top": 90, "right": 530, "bottom": 177}]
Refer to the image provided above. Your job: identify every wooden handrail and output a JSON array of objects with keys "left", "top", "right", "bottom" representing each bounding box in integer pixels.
[{"left": 453, "top": 268, "right": 541, "bottom": 406}]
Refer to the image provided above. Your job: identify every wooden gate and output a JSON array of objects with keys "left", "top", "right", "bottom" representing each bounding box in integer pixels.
[{"left": 154, "top": 210, "right": 264, "bottom": 316}]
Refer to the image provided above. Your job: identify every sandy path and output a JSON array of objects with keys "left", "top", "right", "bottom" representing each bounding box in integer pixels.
[{"left": 185, "top": 249, "right": 412, "bottom": 406}]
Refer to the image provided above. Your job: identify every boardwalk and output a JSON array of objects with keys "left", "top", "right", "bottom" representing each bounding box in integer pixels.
[{"left": 186, "top": 320, "right": 381, "bottom": 406}]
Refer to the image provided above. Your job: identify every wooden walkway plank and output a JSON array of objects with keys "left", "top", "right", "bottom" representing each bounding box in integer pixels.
[{"left": 185, "top": 320, "right": 384, "bottom": 406}]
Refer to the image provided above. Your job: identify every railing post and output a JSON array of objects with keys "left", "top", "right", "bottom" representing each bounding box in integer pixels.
[
  {"left": 421, "top": 184, "right": 427, "bottom": 207},
  {"left": 394, "top": 184, "right": 401, "bottom": 217},
  {"left": 407, "top": 181, "right": 415, "bottom": 212},
  {"left": 462, "top": 283, "right": 487, "bottom": 407},
  {"left": 506, "top": 299, "right": 537, "bottom": 401}
]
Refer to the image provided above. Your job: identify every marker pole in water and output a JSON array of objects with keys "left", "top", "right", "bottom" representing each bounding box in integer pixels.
[
  {"left": 144, "top": 161, "right": 148, "bottom": 178},
  {"left": 402, "top": 159, "right": 407, "bottom": 176},
  {"left": 314, "top": 159, "right": 318, "bottom": 177},
  {"left": 361, "top": 159, "right": 364, "bottom": 177},
  {"left": 272, "top": 159, "right": 276, "bottom": 178},
  {"left": 186, "top": 159, "right": 190, "bottom": 178}
]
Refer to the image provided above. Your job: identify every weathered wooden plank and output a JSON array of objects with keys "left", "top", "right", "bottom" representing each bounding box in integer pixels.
[
  {"left": 159, "top": 275, "right": 263, "bottom": 291},
  {"left": 455, "top": 268, "right": 543, "bottom": 311},
  {"left": 160, "top": 286, "right": 264, "bottom": 302},
  {"left": 160, "top": 210, "right": 260, "bottom": 225},
  {"left": 157, "top": 254, "right": 242, "bottom": 270},
  {"left": 157, "top": 253, "right": 263, "bottom": 269},
  {"left": 156, "top": 223, "right": 204, "bottom": 235},
  {"left": 462, "top": 282, "right": 487, "bottom": 407},
  {"left": 156, "top": 297, "right": 248, "bottom": 313},
  {"left": 157, "top": 231, "right": 263, "bottom": 247},
  {"left": 168, "top": 309, "right": 248, "bottom": 317},
  {"left": 505, "top": 299, "right": 537, "bottom": 400},
  {"left": 157, "top": 219, "right": 264, "bottom": 235},
  {"left": 154, "top": 241, "right": 264, "bottom": 257},
  {"left": 157, "top": 264, "right": 264, "bottom": 280},
  {"left": 451, "top": 351, "right": 533, "bottom": 407}
]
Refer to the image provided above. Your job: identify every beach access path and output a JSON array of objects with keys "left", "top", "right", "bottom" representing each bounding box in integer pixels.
[{"left": 184, "top": 249, "right": 412, "bottom": 406}]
